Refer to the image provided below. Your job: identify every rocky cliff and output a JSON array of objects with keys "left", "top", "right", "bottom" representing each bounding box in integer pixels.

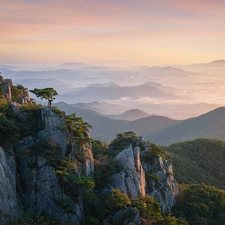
[
  {"left": 0, "top": 147, "right": 19, "bottom": 223},
  {"left": 110, "top": 146, "right": 146, "bottom": 199},
  {"left": 0, "top": 101, "right": 179, "bottom": 224},
  {"left": 143, "top": 156, "right": 178, "bottom": 212},
  {"left": 0, "top": 77, "right": 13, "bottom": 100},
  {"left": 0, "top": 104, "right": 94, "bottom": 224},
  {"left": 0, "top": 76, "right": 32, "bottom": 103}
]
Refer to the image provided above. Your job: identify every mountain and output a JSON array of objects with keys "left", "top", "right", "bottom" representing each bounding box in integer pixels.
[
  {"left": 179, "top": 59, "right": 225, "bottom": 75},
  {"left": 70, "top": 101, "right": 218, "bottom": 120},
  {"left": 132, "top": 66, "right": 194, "bottom": 77},
  {"left": 0, "top": 68, "right": 99, "bottom": 87},
  {"left": 53, "top": 102, "right": 180, "bottom": 142},
  {"left": 58, "top": 62, "right": 90, "bottom": 69},
  {"left": 57, "top": 81, "right": 177, "bottom": 103},
  {"left": 164, "top": 138, "right": 225, "bottom": 189},
  {"left": 106, "top": 109, "right": 150, "bottom": 121},
  {"left": 70, "top": 101, "right": 131, "bottom": 115},
  {"left": 192, "top": 59, "right": 225, "bottom": 67},
  {"left": 0, "top": 101, "right": 181, "bottom": 224},
  {"left": 146, "top": 106, "right": 225, "bottom": 145},
  {"left": 208, "top": 59, "right": 225, "bottom": 66},
  {"left": 13, "top": 78, "right": 71, "bottom": 92}
]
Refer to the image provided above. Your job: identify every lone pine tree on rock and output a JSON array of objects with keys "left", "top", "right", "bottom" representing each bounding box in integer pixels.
[{"left": 30, "top": 87, "right": 58, "bottom": 107}]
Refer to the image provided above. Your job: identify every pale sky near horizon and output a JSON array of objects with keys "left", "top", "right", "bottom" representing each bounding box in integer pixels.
[{"left": 1, "top": 0, "right": 225, "bottom": 66}]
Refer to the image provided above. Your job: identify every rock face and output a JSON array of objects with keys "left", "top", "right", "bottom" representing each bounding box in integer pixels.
[
  {"left": 110, "top": 146, "right": 145, "bottom": 199},
  {"left": 104, "top": 207, "right": 141, "bottom": 225},
  {"left": 0, "top": 147, "right": 19, "bottom": 222},
  {"left": 80, "top": 130, "right": 94, "bottom": 177},
  {"left": 0, "top": 76, "right": 32, "bottom": 103},
  {"left": 38, "top": 107, "right": 68, "bottom": 156},
  {"left": 143, "top": 156, "right": 178, "bottom": 212},
  {"left": 0, "top": 105, "right": 94, "bottom": 224},
  {"left": 0, "top": 101, "right": 178, "bottom": 224},
  {"left": 0, "top": 78, "right": 13, "bottom": 100},
  {"left": 18, "top": 88, "right": 32, "bottom": 104}
]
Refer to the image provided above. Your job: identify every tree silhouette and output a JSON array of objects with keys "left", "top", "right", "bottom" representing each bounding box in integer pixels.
[{"left": 30, "top": 87, "right": 58, "bottom": 107}]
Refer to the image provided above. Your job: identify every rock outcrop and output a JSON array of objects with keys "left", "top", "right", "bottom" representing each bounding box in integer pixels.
[
  {"left": 110, "top": 146, "right": 145, "bottom": 199},
  {"left": 38, "top": 107, "right": 68, "bottom": 156},
  {"left": 143, "top": 156, "right": 178, "bottom": 212},
  {"left": 0, "top": 76, "right": 32, "bottom": 103},
  {"left": 0, "top": 105, "right": 94, "bottom": 224},
  {"left": 18, "top": 88, "right": 32, "bottom": 104},
  {"left": 104, "top": 207, "right": 141, "bottom": 225},
  {"left": 0, "top": 77, "right": 13, "bottom": 100},
  {"left": 0, "top": 100, "right": 179, "bottom": 224},
  {"left": 0, "top": 147, "right": 19, "bottom": 222}
]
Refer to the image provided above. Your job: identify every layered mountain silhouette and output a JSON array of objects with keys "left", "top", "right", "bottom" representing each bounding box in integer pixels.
[
  {"left": 54, "top": 103, "right": 225, "bottom": 144},
  {"left": 106, "top": 109, "right": 150, "bottom": 121},
  {"left": 70, "top": 101, "right": 131, "bottom": 115},
  {"left": 146, "top": 107, "right": 225, "bottom": 145},
  {"left": 57, "top": 81, "right": 177, "bottom": 103},
  {"left": 53, "top": 101, "right": 180, "bottom": 142}
]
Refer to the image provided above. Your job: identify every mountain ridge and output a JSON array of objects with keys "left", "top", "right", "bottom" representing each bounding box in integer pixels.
[{"left": 146, "top": 106, "right": 225, "bottom": 145}]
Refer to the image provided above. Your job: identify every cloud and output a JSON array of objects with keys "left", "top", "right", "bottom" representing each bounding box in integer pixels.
[{"left": 0, "top": 0, "right": 225, "bottom": 64}]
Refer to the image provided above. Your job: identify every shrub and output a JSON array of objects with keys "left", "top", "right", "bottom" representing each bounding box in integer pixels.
[
  {"left": 142, "top": 143, "right": 165, "bottom": 163},
  {"left": 105, "top": 188, "right": 131, "bottom": 211},
  {"left": 7, "top": 209, "right": 58, "bottom": 225},
  {"left": 132, "top": 195, "right": 162, "bottom": 221},
  {"left": 51, "top": 107, "right": 64, "bottom": 117},
  {"left": 65, "top": 113, "right": 93, "bottom": 149},
  {"left": 94, "top": 158, "right": 124, "bottom": 188},
  {"left": 109, "top": 131, "right": 147, "bottom": 155},
  {"left": 146, "top": 173, "right": 161, "bottom": 183},
  {"left": 92, "top": 140, "right": 109, "bottom": 161},
  {"left": 0, "top": 113, "right": 20, "bottom": 147}
]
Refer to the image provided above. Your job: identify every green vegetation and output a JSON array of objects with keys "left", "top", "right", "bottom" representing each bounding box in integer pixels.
[
  {"left": 11, "top": 84, "right": 27, "bottom": 102},
  {"left": 173, "top": 183, "right": 225, "bottom": 225},
  {"left": 51, "top": 106, "right": 65, "bottom": 117},
  {"left": 105, "top": 188, "right": 131, "bottom": 211},
  {"left": 0, "top": 86, "right": 4, "bottom": 97},
  {"left": 65, "top": 113, "right": 93, "bottom": 149},
  {"left": 30, "top": 87, "right": 58, "bottom": 107},
  {"left": 19, "top": 105, "right": 44, "bottom": 138},
  {"left": 0, "top": 74, "right": 4, "bottom": 82},
  {"left": 164, "top": 138, "right": 225, "bottom": 189},
  {"left": 92, "top": 139, "right": 124, "bottom": 189},
  {"left": 92, "top": 140, "right": 109, "bottom": 161},
  {"left": 0, "top": 99, "right": 43, "bottom": 148},
  {"left": 154, "top": 215, "right": 188, "bottom": 225},
  {"left": 141, "top": 143, "right": 165, "bottom": 163},
  {"left": 133, "top": 195, "right": 162, "bottom": 222},
  {"left": 109, "top": 131, "right": 138, "bottom": 152},
  {"left": 109, "top": 131, "right": 146, "bottom": 153},
  {"left": 2, "top": 79, "right": 225, "bottom": 225},
  {"left": 0, "top": 113, "right": 20, "bottom": 147},
  {"left": 7, "top": 209, "right": 58, "bottom": 225}
]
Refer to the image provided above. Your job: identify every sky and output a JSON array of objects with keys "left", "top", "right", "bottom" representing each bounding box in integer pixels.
[{"left": 0, "top": 0, "right": 225, "bottom": 66}]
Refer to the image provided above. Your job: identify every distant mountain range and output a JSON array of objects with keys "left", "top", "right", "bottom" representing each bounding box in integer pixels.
[
  {"left": 1, "top": 61, "right": 223, "bottom": 120},
  {"left": 57, "top": 81, "right": 177, "bottom": 103},
  {"left": 70, "top": 101, "right": 131, "bottom": 115},
  {"left": 106, "top": 109, "right": 150, "bottom": 121},
  {"left": 53, "top": 101, "right": 180, "bottom": 142},
  {"left": 54, "top": 102, "right": 225, "bottom": 144},
  {"left": 180, "top": 59, "right": 225, "bottom": 74},
  {"left": 66, "top": 100, "right": 219, "bottom": 120},
  {"left": 195, "top": 59, "right": 225, "bottom": 67},
  {"left": 146, "top": 106, "right": 225, "bottom": 145}
]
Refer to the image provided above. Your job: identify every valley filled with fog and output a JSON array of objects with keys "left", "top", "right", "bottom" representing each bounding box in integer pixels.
[{"left": 1, "top": 60, "right": 224, "bottom": 120}]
